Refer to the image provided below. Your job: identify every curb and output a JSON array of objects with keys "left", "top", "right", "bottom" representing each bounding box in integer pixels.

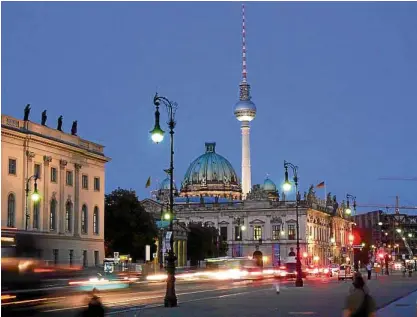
[{"left": 376, "top": 288, "right": 417, "bottom": 310}]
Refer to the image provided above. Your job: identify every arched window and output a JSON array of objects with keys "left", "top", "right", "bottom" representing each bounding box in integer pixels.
[
  {"left": 81, "top": 205, "right": 88, "bottom": 234},
  {"left": 7, "top": 193, "right": 15, "bottom": 228},
  {"left": 65, "top": 201, "right": 72, "bottom": 232},
  {"left": 33, "top": 201, "right": 40, "bottom": 229},
  {"left": 50, "top": 199, "right": 57, "bottom": 231},
  {"left": 93, "top": 207, "right": 99, "bottom": 234}
]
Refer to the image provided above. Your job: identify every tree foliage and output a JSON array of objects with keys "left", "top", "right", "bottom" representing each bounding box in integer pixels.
[
  {"left": 105, "top": 188, "right": 157, "bottom": 262},
  {"left": 187, "top": 222, "right": 228, "bottom": 266}
]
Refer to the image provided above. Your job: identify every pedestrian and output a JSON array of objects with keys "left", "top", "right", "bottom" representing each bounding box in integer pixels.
[
  {"left": 81, "top": 288, "right": 105, "bottom": 317},
  {"left": 343, "top": 273, "right": 376, "bottom": 317},
  {"left": 366, "top": 263, "right": 372, "bottom": 280}
]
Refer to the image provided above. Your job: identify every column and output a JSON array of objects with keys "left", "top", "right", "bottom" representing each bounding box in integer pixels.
[
  {"left": 177, "top": 240, "right": 182, "bottom": 267},
  {"left": 43, "top": 156, "right": 52, "bottom": 231},
  {"left": 241, "top": 121, "right": 251, "bottom": 198},
  {"left": 59, "top": 160, "right": 67, "bottom": 234},
  {"left": 26, "top": 151, "right": 35, "bottom": 230},
  {"left": 182, "top": 240, "right": 187, "bottom": 267},
  {"left": 174, "top": 240, "right": 178, "bottom": 267},
  {"left": 73, "top": 163, "right": 82, "bottom": 236}
]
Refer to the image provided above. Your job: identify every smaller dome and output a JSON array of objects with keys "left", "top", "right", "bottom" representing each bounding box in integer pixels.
[
  {"left": 160, "top": 177, "right": 177, "bottom": 191},
  {"left": 263, "top": 178, "right": 277, "bottom": 192}
]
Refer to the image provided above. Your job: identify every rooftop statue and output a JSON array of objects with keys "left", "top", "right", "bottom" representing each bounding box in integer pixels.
[
  {"left": 41, "top": 110, "right": 47, "bottom": 126},
  {"left": 71, "top": 120, "right": 78, "bottom": 136},
  {"left": 57, "top": 115, "right": 63, "bottom": 131},
  {"left": 24, "top": 104, "right": 31, "bottom": 121}
]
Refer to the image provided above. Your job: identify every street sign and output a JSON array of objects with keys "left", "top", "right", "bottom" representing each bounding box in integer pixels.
[
  {"left": 165, "top": 231, "right": 172, "bottom": 251},
  {"left": 156, "top": 220, "right": 170, "bottom": 229}
]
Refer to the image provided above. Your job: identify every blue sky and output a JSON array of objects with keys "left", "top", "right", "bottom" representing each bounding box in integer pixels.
[{"left": 2, "top": 1, "right": 417, "bottom": 212}]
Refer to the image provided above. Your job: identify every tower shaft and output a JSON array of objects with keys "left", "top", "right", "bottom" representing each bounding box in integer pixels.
[{"left": 241, "top": 121, "right": 251, "bottom": 198}]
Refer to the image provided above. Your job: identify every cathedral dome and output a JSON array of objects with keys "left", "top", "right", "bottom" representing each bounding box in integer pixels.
[
  {"left": 180, "top": 142, "right": 241, "bottom": 199},
  {"left": 160, "top": 177, "right": 177, "bottom": 191},
  {"left": 263, "top": 177, "right": 277, "bottom": 192}
]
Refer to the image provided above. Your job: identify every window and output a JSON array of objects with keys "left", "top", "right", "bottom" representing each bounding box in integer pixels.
[
  {"left": 66, "top": 171, "right": 73, "bottom": 186},
  {"left": 83, "top": 250, "right": 88, "bottom": 267},
  {"left": 50, "top": 200, "right": 57, "bottom": 231},
  {"left": 94, "top": 177, "right": 100, "bottom": 191},
  {"left": 34, "top": 164, "right": 41, "bottom": 178},
  {"left": 65, "top": 201, "right": 72, "bottom": 232},
  {"left": 69, "top": 250, "right": 74, "bottom": 266},
  {"left": 93, "top": 207, "right": 99, "bottom": 234},
  {"left": 288, "top": 224, "right": 296, "bottom": 240},
  {"left": 53, "top": 249, "right": 59, "bottom": 265},
  {"left": 33, "top": 202, "right": 40, "bottom": 229},
  {"left": 81, "top": 205, "right": 88, "bottom": 234},
  {"left": 234, "top": 226, "right": 242, "bottom": 241},
  {"left": 8, "top": 159, "right": 17, "bottom": 175},
  {"left": 51, "top": 167, "right": 57, "bottom": 183},
  {"left": 82, "top": 175, "right": 88, "bottom": 189},
  {"left": 7, "top": 193, "right": 15, "bottom": 228},
  {"left": 220, "top": 227, "right": 227, "bottom": 241},
  {"left": 94, "top": 251, "right": 99, "bottom": 266},
  {"left": 253, "top": 226, "right": 262, "bottom": 240},
  {"left": 272, "top": 225, "right": 280, "bottom": 240}
]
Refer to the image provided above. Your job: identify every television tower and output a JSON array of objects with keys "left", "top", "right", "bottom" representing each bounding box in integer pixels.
[{"left": 234, "top": 4, "right": 257, "bottom": 199}]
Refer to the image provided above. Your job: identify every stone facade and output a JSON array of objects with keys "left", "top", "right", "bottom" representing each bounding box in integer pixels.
[
  {"left": 1, "top": 114, "right": 110, "bottom": 267},
  {"left": 142, "top": 188, "right": 354, "bottom": 267}
]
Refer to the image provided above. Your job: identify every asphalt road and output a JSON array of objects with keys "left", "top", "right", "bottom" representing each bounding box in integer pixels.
[{"left": 4, "top": 273, "right": 417, "bottom": 317}]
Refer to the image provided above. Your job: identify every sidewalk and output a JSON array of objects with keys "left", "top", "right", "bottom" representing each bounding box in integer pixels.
[{"left": 377, "top": 290, "right": 417, "bottom": 317}]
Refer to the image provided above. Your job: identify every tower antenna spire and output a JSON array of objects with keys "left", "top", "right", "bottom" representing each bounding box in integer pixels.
[{"left": 242, "top": 3, "right": 247, "bottom": 82}]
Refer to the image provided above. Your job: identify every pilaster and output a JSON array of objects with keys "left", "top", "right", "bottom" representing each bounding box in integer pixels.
[
  {"left": 74, "top": 163, "right": 82, "bottom": 237},
  {"left": 59, "top": 159, "right": 67, "bottom": 233},
  {"left": 26, "top": 151, "right": 35, "bottom": 230},
  {"left": 42, "top": 156, "right": 52, "bottom": 231}
]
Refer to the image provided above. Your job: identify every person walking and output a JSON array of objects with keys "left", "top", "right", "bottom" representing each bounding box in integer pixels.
[
  {"left": 81, "top": 288, "right": 105, "bottom": 317},
  {"left": 366, "top": 263, "right": 372, "bottom": 280},
  {"left": 343, "top": 273, "right": 376, "bottom": 317}
]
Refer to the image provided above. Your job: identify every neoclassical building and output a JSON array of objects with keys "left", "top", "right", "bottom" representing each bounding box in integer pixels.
[
  {"left": 1, "top": 112, "right": 110, "bottom": 267},
  {"left": 142, "top": 142, "right": 354, "bottom": 267}
]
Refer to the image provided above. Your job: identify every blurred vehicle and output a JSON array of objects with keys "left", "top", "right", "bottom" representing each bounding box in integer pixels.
[
  {"left": 275, "top": 256, "right": 307, "bottom": 279},
  {"left": 328, "top": 264, "right": 340, "bottom": 277},
  {"left": 338, "top": 264, "right": 354, "bottom": 280},
  {"left": 206, "top": 257, "right": 263, "bottom": 280},
  {"left": 392, "top": 262, "right": 404, "bottom": 271}
]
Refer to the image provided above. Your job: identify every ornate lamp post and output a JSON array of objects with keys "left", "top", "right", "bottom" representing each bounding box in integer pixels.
[
  {"left": 25, "top": 175, "right": 40, "bottom": 231},
  {"left": 345, "top": 194, "right": 356, "bottom": 269},
  {"left": 150, "top": 92, "right": 178, "bottom": 307},
  {"left": 283, "top": 160, "right": 303, "bottom": 287}
]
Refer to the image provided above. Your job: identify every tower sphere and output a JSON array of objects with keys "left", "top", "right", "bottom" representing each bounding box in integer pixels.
[{"left": 234, "top": 99, "right": 256, "bottom": 122}]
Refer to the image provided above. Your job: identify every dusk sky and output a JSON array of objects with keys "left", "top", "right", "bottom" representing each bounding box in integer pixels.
[{"left": 2, "top": 1, "right": 416, "bottom": 212}]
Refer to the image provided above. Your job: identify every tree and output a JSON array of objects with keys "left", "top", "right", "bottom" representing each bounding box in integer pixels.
[
  {"left": 187, "top": 222, "right": 228, "bottom": 266},
  {"left": 105, "top": 188, "right": 157, "bottom": 262}
]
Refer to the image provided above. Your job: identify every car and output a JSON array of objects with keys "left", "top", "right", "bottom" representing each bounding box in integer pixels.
[{"left": 338, "top": 264, "right": 354, "bottom": 280}]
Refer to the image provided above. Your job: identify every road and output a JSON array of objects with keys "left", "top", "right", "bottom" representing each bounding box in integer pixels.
[{"left": 3, "top": 273, "right": 417, "bottom": 316}]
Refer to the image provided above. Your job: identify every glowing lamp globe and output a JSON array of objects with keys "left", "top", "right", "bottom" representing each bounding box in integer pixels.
[
  {"left": 163, "top": 212, "right": 171, "bottom": 221},
  {"left": 282, "top": 182, "right": 292, "bottom": 192},
  {"left": 241, "top": 225, "right": 246, "bottom": 231},
  {"left": 31, "top": 191, "right": 40, "bottom": 202},
  {"left": 345, "top": 208, "right": 352, "bottom": 215},
  {"left": 150, "top": 125, "right": 165, "bottom": 144}
]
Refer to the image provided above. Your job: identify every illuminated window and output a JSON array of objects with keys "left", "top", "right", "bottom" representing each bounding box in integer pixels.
[
  {"left": 93, "top": 207, "right": 99, "bottom": 234},
  {"left": 272, "top": 225, "right": 280, "bottom": 240},
  {"left": 50, "top": 199, "right": 57, "bottom": 231},
  {"left": 81, "top": 205, "right": 88, "bottom": 234},
  {"left": 7, "top": 193, "right": 15, "bottom": 228},
  {"left": 253, "top": 226, "right": 262, "bottom": 240},
  {"left": 288, "top": 224, "right": 296, "bottom": 240},
  {"left": 65, "top": 201, "right": 72, "bottom": 232}
]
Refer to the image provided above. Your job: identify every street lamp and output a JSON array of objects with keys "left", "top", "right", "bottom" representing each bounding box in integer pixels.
[
  {"left": 150, "top": 92, "right": 178, "bottom": 308},
  {"left": 345, "top": 194, "right": 356, "bottom": 215},
  {"left": 283, "top": 160, "right": 303, "bottom": 287},
  {"left": 25, "top": 175, "right": 40, "bottom": 231}
]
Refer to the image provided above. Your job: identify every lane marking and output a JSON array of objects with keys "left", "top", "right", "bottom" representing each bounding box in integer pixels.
[
  {"left": 288, "top": 313, "right": 317, "bottom": 315},
  {"left": 42, "top": 284, "right": 256, "bottom": 313}
]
